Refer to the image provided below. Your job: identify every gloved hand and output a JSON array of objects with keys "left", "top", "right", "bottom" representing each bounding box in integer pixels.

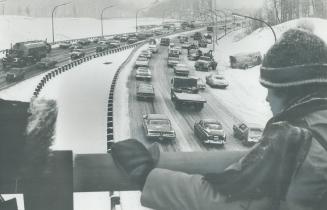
[{"left": 111, "top": 139, "right": 160, "bottom": 189}]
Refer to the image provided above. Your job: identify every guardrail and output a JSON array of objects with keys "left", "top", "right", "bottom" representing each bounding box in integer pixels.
[{"left": 31, "top": 42, "right": 143, "bottom": 99}]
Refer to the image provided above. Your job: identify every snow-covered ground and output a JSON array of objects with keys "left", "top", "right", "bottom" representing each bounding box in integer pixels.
[
  {"left": 207, "top": 17, "right": 327, "bottom": 126},
  {"left": 0, "top": 15, "right": 166, "bottom": 49}
]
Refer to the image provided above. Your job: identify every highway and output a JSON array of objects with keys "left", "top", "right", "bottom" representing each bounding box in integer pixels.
[{"left": 127, "top": 35, "right": 249, "bottom": 153}]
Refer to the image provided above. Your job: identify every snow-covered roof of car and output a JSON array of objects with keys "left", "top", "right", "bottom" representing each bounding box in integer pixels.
[
  {"left": 202, "top": 119, "right": 221, "bottom": 124},
  {"left": 146, "top": 114, "right": 169, "bottom": 120}
]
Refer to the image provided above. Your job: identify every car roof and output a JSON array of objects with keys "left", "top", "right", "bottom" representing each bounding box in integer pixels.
[
  {"left": 147, "top": 114, "right": 169, "bottom": 120},
  {"left": 202, "top": 119, "right": 221, "bottom": 124}
]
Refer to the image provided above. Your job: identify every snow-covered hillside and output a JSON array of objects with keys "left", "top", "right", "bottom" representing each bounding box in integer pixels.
[
  {"left": 211, "top": 17, "right": 327, "bottom": 125},
  {"left": 0, "top": 15, "right": 165, "bottom": 49}
]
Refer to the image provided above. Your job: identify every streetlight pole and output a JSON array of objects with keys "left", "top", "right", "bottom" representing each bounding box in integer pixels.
[
  {"left": 214, "top": 9, "right": 228, "bottom": 35},
  {"left": 52, "top": 2, "right": 72, "bottom": 44},
  {"left": 136, "top": 0, "right": 159, "bottom": 33},
  {"left": 232, "top": 12, "right": 277, "bottom": 42},
  {"left": 0, "top": 0, "right": 6, "bottom": 16},
  {"left": 101, "top": 5, "right": 115, "bottom": 38}
]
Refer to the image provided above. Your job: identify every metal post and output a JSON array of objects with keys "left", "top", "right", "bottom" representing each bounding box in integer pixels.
[
  {"left": 232, "top": 12, "right": 277, "bottom": 42},
  {"left": 0, "top": 0, "right": 5, "bottom": 16},
  {"left": 101, "top": 5, "right": 115, "bottom": 38},
  {"left": 52, "top": 2, "right": 72, "bottom": 44}
]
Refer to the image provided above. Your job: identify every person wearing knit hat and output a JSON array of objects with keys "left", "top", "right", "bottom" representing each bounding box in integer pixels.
[{"left": 111, "top": 27, "right": 327, "bottom": 210}]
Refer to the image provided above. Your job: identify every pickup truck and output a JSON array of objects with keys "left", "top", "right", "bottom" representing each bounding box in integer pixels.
[
  {"left": 194, "top": 56, "right": 217, "bottom": 71},
  {"left": 170, "top": 77, "right": 206, "bottom": 111}
]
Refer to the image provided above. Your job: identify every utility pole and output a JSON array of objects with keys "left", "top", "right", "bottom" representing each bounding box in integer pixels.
[
  {"left": 52, "top": 2, "right": 72, "bottom": 43},
  {"left": 101, "top": 5, "right": 115, "bottom": 38}
]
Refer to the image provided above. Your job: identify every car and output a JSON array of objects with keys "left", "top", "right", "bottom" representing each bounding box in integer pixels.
[
  {"left": 183, "top": 42, "right": 198, "bottom": 50},
  {"left": 96, "top": 44, "right": 109, "bottom": 53},
  {"left": 127, "top": 37, "right": 138, "bottom": 44},
  {"left": 140, "top": 50, "right": 152, "bottom": 59},
  {"left": 70, "top": 49, "right": 85, "bottom": 60},
  {"left": 173, "top": 64, "right": 190, "bottom": 76},
  {"left": 192, "top": 32, "right": 203, "bottom": 41},
  {"left": 233, "top": 123, "right": 263, "bottom": 146},
  {"left": 194, "top": 56, "right": 217, "bottom": 71},
  {"left": 135, "top": 56, "right": 150, "bottom": 67},
  {"left": 167, "top": 55, "right": 180, "bottom": 67},
  {"left": 174, "top": 46, "right": 182, "bottom": 55},
  {"left": 77, "top": 39, "right": 91, "bottom": 45},
  {"left": 178, "top": 35, "right": 188, "bottom": 43},
  {"left": 36, "top": 59, "right": 57, "bottom": 70},
  {"left": 194, "top": 119, "right": 226, "bottom": 145},
  {"left": 136, "top": 83, "right": 155, "bottom": 101},
  {"left": 188, "top": 49, "right": 202, "bottom": 61},
  {"left": 142, "top": 114, "right": 176, "bottom": 141},
  {"left": 192, "top": 76, "right": 206, "bottom": 90},
  {"left": 229, "top": 52, "right": 262, "bottom": 69},
  {"left": 69, "top": 44, "right": 83, "bottom": 51},
  {"left": 148, "top": 39, "right": 159, "bottom": 53},
  {"left": 6, "top": 68, "right": 25, "bottom": 82},
  {"left": 59, "top": 41, "right": 71, "bottom": 49},
  {"left": 198, "top": 39, "right": 208, "bottom": 48},
  {"left": 160, "top": 38, "right": 170, "bottom": 46},
  {"left": 205, "top": 74, "right": 229, "bottom": 88},
  {"left": 135, "top": 67, "right": 152, "bottom": 80}
]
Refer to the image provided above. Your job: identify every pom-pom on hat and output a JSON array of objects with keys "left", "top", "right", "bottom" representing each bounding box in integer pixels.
[{"left": 260, "top": 28, "right": 327, "bottom": 88}]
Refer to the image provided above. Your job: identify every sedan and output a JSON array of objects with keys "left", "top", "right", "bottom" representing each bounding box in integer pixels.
[
  {"left": 206, "top": 74, "right": 229, "bottom": 88},
  {"left": 137, "top": 83, "right": 155, "bottom": 101},
  {"left": 143, "top": 114, "right": 176, "bottom": 141},
  {"left": 194, "top": 119, "right": 226, "bottom": 145},
  {"left": 136, "top": 67, "right": 152, "bottom": 80}
]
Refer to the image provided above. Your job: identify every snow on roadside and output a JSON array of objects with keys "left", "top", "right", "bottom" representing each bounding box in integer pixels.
[{"left": 203, "top": 17, "right": 327, "bottom": 126}]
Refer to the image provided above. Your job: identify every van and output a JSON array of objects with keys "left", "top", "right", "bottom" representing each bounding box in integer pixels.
[{"left": 229, "top": 52, "right": 262, "bottom": 69}]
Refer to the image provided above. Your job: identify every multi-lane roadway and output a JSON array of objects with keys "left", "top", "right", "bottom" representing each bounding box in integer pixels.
[{"left": 127, "top": 35, "right": 249, "bottom": 153}]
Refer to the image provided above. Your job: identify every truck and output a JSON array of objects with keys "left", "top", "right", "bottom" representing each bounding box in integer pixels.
[
  {"left": 160, "top": 38, "right": 170, "bottom": 46},
  {"left": 229, "top": 52, "right": 262, "bottom": 69},
  {"left": 2, "top": 40, "right": 51, "bottom": 68},
  {"left": 194, "top": 56, "right": 217, "bottom": 71},
  {"left": 148, "top": 39, "right": 159, "bottom": 53},
  {"left": 170, "top": 77, "right": 206, "bottom": 111}
]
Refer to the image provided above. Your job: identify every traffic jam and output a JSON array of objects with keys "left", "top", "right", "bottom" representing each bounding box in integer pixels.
[{"left": 130, "top": 27, "right": 263, "bottom": 148}]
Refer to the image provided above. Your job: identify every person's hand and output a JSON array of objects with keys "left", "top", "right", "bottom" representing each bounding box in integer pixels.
[{"left": 111, "top": 139, "right": 158, "bottom": 189}]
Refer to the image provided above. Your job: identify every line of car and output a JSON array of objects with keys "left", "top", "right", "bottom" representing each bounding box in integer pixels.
[{"left": 135, "top": 31, "right": 264, "bottom": 147}]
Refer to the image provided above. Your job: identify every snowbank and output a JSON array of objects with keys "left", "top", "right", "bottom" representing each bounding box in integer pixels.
[{"left": 207, "top": 17, "right": 327, "bottom": 126}]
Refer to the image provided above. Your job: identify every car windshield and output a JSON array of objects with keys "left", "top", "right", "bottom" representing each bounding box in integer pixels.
[
  {"left": 137, "top": 57, "right": 148, "bottom": 61},
  {"left": 213, "top": 75, "right": 224, "bottom": 80},
  {"left": 249, "top": 128, "right": 263, "bottom": 136},
  {"left": 169, "top": 57, "right": 179, "bottom": 61},
  {"left": 149, "top": 119, "right": 170, "bottom": 126},
  {"left": 205, "top": 123, "right": 222, "bottom": 130},
  {"left": 200, "top": 57, "right": 211, "bottom": 61}
]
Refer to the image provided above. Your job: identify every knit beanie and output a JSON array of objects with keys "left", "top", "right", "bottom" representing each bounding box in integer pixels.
[{"left": 260, "top": 28, "right": 327, "bottom": 88}]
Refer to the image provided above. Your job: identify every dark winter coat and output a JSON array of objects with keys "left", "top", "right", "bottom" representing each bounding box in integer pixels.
[{"left": 141, "top": 91, "right": 327, "bottom": 210}]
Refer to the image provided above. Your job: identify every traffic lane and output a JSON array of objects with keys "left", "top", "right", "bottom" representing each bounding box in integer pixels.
[
  {"left": 176, "top": 46, "right": 247, "bottom": 151},
  {"left": 128, "top": 42, "right": 245, "bottom": 153}
]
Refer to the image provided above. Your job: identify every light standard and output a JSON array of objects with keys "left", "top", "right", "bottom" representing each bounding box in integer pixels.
[
  {"left": 214, "top": 9, "right": 228, "bottom": 35},
  {"left": 52, "top": 2, "right": 72, "bottom": 43},
  {"left": 0, "top": 0, "right": 6, "bottom": 15},
  {"left": 232, "top": 12, "right": 277, "bottom": 42},
  {"left": 101, "top": 5, "right": 115, "bottom": 38},
  {"left": 135, "top": 0, "right": 159, "bottom": 33}
]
